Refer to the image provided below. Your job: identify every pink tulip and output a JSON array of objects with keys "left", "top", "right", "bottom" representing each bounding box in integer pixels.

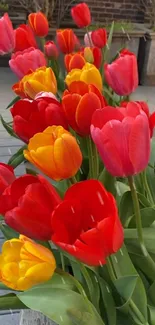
[
  {"left": 9, "top": 47, "right": 47, "bottom": 79},
  {"left": 84, "top": 32, "right": 94, "bottom": 47},
  {"left": 91, "top": 103, "right": 150, "bottom": 177},
  {"left": 0, "top": 13, "right": 15, "bottom": 55},
  {"left": 104, "top": 49, "right": 138, "bottom": 96},
  {"left": 44, "top": 41, "right": 59, "bottom": 59}
]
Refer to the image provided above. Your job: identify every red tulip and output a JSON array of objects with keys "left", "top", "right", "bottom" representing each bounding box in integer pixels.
[
  {"left": 121, "top": 100, "right": 155, "bottom": 138},
  {"left": 0, "top": 175, "right": 61, "bottom": 240},
  {"left": 14, "top": 24, "right": 37, "bottom": 52},
  {"left": 71, "top": 2, "right": 91, "bottom": 28},
  {"left": 9, "top": 47, "right": 46, "bottom": 79},
  {"left": 44, "top": 41, "right": 59, "bottom": 59},
  {"left": 62, "top": 81, "right": 107, "bottom": 136},
  {"left": 28, "top": 12, "right": 49, "bottom": 37},
  {"left": 11, "top": 95, "right": 68, "bottom": 143},
  {"left": 91, "top": 104, "right": 150, "bottom": 177},
  {"left": 0, "top": 13, "right": 15, "bottom": 55},
  {"left": 56, "top": 29, "right": 76, "bottom": 54},
  {"left": 91, "top": 28, "right": 107, "bottom": 48},
  {"left": 104, "top": 49, "right": 138, "bottom": 96},
  {"left": 0, "top": 163, "right": 15, "bottom": 195},
  {"left": 51, "top": 180, "right": 123, "bottom": 266}
]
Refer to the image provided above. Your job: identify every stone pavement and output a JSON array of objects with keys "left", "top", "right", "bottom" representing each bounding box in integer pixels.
[{"left": 0, "top": 67, "right": 155, "bottom": 324}]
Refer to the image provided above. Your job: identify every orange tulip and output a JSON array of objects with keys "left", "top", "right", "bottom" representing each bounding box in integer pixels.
[
  {"left": 65, "top": 53, "right": 86, "bottom": 72},
  {"left": 12, "top": 67, "right": 57, "bottom": 99},
  {"left": 62, "top": 81, "right": 107, "bottom": 136},
  {"left": 56, "top": 29, "right": 76, "bottom": 54},
  {"left": 24, "top": 126, "right": 82, "bottom": 180},
  {"left": 28, "top": 12, "right": 49, "bottom": 37}
]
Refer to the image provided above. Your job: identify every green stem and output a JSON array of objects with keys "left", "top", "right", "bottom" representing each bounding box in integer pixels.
[
  {"left": 86, "top": 27, "right": 92, "bottom": 47},
  {"left": 69, "top": 176, "right": 77, "bottom": 185},
  {"left": 60, "top": 252, "right": 65, "bottom": 271},
  {"left": 79, "top": 263, "right": 95, "bottom": 305},
  {"left": 87, "top": 136, "right": 94, "bottom": 179},
  {"left": 101, "top": 48, "right": 105, "bottom": 84},
  {"left": 92, "top": 141, "right": 99, "bottom": 178},
  {"left": 142, "top": 170, "right": 154, "bottom": 205},
  {"left": 128, "top": 176, "right": 155, "bottom": 271},
  {"left": 106, "top": 256, "right": 116, "bottom": 282}
]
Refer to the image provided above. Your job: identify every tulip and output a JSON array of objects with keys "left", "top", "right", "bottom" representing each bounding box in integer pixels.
[
  {"left": 91, "top": 28, "right": 107, "bottom": 48},
  {"left": 0, "top": 163, "right": 15, "bottom": 195},
  {"left": 65, "top": 63, "right": 103, "bottom": 91},
  {"left": 0, "top": 13, "right": 15, "bottom": 55},
  {"left": 28, "top": 12, "right": 49, "bottom": 37},
  {"left": 11, "top": 96, "right": 68, "bottom": 143},
  {"left": 65, "top": 53, "right": 86, "bottom": 72},
  {"left": 84, "top": 47, "right": 102, "bottom": 69},
  {"left": 91, "top": 105, "right": 151, "bottom": 177},
  {"left": 9, "top": 47, "right": 47, "bottom": 79},
  {"left": 0, "top": 174, "right": 61, "bottom": 240},
  {"left": 71, "top": 2, "right": 91, "bottom": 28},
  {"left": 51, "top": 180, "right": 123, "bottom": 266},
  {"left": 12, "top": 67, "right": 57, "bottom": 99},
  {"left": 121, "top": 100, "right": 155, "bottom": 137},
  {"left": 84, "top": 32, "right": 94, "bottom": 47},
  {"left": 14, "top": 24, "right": 37, "bottom": 52},
  {"left": 56, "top": 29, "right": 76, "bottom": 54},
  {"left": 0, "top": 235, "right": 56, "bottom": 290},
  {"left": 62, "top": 81, "right": 107, "bottom": 136},
  {"left": 104, "top": 49, "right": 138, "bottom": 96},
  {"left": 44, "top": 41, "right": 59, "bottom": 59},
  {"left": 24, "top": 126, "right": 82, "bottom": 181}
]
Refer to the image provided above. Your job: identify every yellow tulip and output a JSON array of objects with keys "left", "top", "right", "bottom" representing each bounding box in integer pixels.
[
  {"left": 12, "top": 66, "right": 57, "bottom": 99},
  {"left": 0, "top": 235, "right": 56, "bottom": 291},
  {"left": 65, "top": 62, "right": 102, "bottom": 91},
  {"left": 24, "top": 126, "right": 82, "bottom": 181}
]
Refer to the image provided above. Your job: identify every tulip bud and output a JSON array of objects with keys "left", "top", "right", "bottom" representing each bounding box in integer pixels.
[
  {"left": 0, "top": 235, "right": 56, "bottom": 290},
  {"left": 44, "top": 41, "right": 59, "bottom": 59},
  {"left": 84, "top": 47, "right": 94, "bottom": 64},
  {"left": 28, "top": 12, "right": 49, "bottom": 37},
  {"left": 0, "top": 13, "right": 15, "bottom": 55}
]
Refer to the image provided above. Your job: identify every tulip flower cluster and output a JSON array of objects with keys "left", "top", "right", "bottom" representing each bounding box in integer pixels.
[{"left": 0, "top": 3, "right": 155, "bottom": 325}]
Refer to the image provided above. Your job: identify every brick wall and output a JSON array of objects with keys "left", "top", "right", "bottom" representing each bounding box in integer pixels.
[{"left": 3, "top": 0, "right": 149, "bottom": 26}]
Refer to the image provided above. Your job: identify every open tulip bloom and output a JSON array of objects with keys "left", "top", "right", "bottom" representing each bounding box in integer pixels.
[{"left": 0, "top": 3, "right": 155, "bottom": 325}]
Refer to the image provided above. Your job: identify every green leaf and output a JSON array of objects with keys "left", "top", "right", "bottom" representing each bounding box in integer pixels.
[
  {"left": 129, "top": 207, "right": 155, "bottom": 228},
  {"left": 0, "top": 293, "right": 26, "bottom": 310},
  {"left": 8, "top": 145, "right": 26, "bottom": 168},
  {"left": 148, "top": 281, "right": 155, "bottom": 305},
  {"left": 1, "top": 115, "right": 19, "bottom": 138},
  {"left": 0, "top": 223, "right": 19, "bottom": 239},
  {"left": 51, "top": 179, "right": 69, "bottom": 198},
  {"left": 119, "top": 191, "right": 134, "bottom": 227},
  {"left": 125, "top": 228, "right": 155, "bottom": 255},
  {"left": 104, "top": 21, "right": 114, "bottom": 62},
  {"left": 116, "top": 181, "right": 130, "bottom": 204},
  {"left": 6, "top": 96, "right": 20, "bottom": 109},
  {"left": 98, "top": 276, "right": 116, "bottom": 325},
  {"left": 99, "top": 168, "right": 116, "bottom": 197},
  {"left": 146, "top": 139, "right": 155, "bottom": 202},
  {"left": 148, "top": 305, "right": 155, "bottom": 325},
  {"left": 18, "top": 273, "right": 104, "bottom": 325}
]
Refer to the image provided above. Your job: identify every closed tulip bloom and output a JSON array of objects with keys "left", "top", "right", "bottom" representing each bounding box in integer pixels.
[
  {"left": 65, "top": 63, "right": 102, "bottom": 91},
  {"left": 0, "top": 13, "right": 15, "bottom": 55},
  {"left": 11, "top": 96, "right": 68, "bottom": 143},
  {"left": 28, "top": 12, "right": 49, "bottom": 37},
  {"left": 0, "top": 163, "right": 15, "bottom": 195},
  {"left": 84, "top": 47, "right": 102, "bottom": 69},
  {"left": 44, "top": 41, "right": 59, "bottom": 59},
  {"left": 24, "top": 126, "right": 82, "bottom": 181},
  {"left": 51, "top": 180, "right": 123, "bottom": 266},
  {"left": 91, "top": 104, "right": 151, "bottom": 177},
  {"left": 104, "top": 49, "right": 138, "bottom": 96},
  {"left": 84, "top": 32, "right": 94, "bottom": 47},
  {"left": 9, "top": 47, "right": 47, "bottom": 79},
  {"left": 65, "top": 53, "right": 86, "bottom": 72},
  {"left": 62, "top": 81, "right": 107, "bottom": 136},
  {"left": 12, "top": 67, "right": 57, "bottom": 99},
  {"left": 91, "top": 28, "right": 107, "bottom": 48},
  {"left": 0, "top": 174, "right": 61, "bottom": 240},
  {"left": 14, "top": 24, "right": 37, "bottom": 52},
  {"left": 56, "top": 29, "right": 76, "bottom": 54},
  {"left": 71, "top": 2, "right": 91, "bottom": 28},
  {"left": 0, "top": 235, "right": 56, "bottom": 290}
]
